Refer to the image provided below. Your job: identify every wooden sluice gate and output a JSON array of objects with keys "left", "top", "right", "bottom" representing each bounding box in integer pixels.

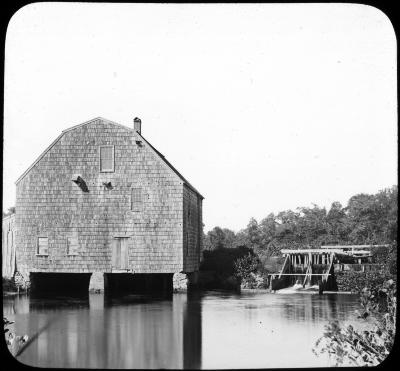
[
  {"left": 269, "top": 245, "right": 389, "bottom": 293},
  {"left": 270, "top": 249, "right": 338, "bottom": 293}
]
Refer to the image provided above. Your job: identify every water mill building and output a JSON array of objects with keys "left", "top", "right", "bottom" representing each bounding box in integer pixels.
[{"left": 6, "top": 117, "right": 204, "bottom": 293}]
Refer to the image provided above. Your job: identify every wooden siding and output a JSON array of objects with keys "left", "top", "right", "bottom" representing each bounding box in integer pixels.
[
  {"left": 15, "top": 118, "right": 193, "bottom": 278},
  {"left": 183, "top": 185, "right": 202, "bottom": 272}
]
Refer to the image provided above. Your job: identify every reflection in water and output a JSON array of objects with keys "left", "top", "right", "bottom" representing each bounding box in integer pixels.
[
  {"left": 277, "top": 294, "right": 355, "bottom": 324},
  {"left": 184, "top": 291, "right": 202, "bottom": 369},
  {"left": 3, "top": 291, "right": 364, "bottom": 369},
  {"left": 4, "top": 292, "right": 202, "bottom": 369}
]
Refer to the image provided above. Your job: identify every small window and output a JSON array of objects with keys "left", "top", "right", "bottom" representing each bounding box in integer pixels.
[
  {"left": 67, "top": 237, "right": 79, "bottom": 256},
  {"left": 131, "top": 188, "right": 143, "bottom": 211},
  {"left": 37, "top": 237, "right": 49, "bottom": 255},
  {"left": 99, "top": 145, "right": 114, "bottom": 172}
]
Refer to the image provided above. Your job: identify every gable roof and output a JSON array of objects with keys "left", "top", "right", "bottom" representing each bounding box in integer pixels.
[
  {"left": 15, "top": 117, "right": 204, "bottom": 199},
  {"left": 135, "top": 131, "right": 203, "bottom": 198}
]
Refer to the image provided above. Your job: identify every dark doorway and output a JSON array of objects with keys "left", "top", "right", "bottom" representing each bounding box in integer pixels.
[
  {"left": 29, "top": 273, "right": 91, "bottom": 297},
  {"left": 105, "top": 273, "right": 173, "bottom": 295}
]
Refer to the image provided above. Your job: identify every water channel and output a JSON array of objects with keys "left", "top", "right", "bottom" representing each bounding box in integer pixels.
[{"left": 4, "top": 290, "right": 371, "bottom": 368}]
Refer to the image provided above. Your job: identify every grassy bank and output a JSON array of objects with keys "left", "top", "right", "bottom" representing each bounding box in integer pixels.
[{"left": 2, "top": 277, "right": 27, "bottom": 295}]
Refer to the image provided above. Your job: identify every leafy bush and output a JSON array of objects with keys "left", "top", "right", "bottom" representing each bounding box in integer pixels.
[
  {"left": 313, "top": 279, "right": 396, "bottom": 366},
  {"left": 233, "top": 253, "right": 271, "bottom": 289},
  {"left": 336, "top": 270, "right": 396, "bottom": 293},
  {"left": 233, "top": 253, "right": 259, "bottom": 280},
  {"left": 200, "top": 246, "right": 255, "bottom": 276},
  {"left": 2, "top": 277, "right": 18, "bottom": 292},
  {"left": 199, "top": 246, "right": 255, "bottom": 290}
]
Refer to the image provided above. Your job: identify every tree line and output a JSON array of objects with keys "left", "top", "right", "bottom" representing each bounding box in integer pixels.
[{"left": 203, "top": 185, "right": 397, "bottom": 259}]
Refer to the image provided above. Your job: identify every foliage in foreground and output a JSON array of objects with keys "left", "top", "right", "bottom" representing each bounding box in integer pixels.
[
  {"left": 313, "top": 280, "right": 396, "bottom": 366},
  {"left": 4, "top": 317, "right": 28, "bottom": 357}
]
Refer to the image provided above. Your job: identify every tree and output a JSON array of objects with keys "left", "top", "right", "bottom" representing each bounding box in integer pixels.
[
  {"left": 343, "top": 186, "right": 397, "bottom": 245},
  {"left": 233, "top": 230, "right": 248, "bottom": 248},
  {"left": 375, "top": 186, "right": 397, "bottom": 243},
  {"left": 325, "top": 201, "right": 349, "bottom": 243},
  {"left": 296, "top": 205, "right": 328, "bottom": 246},
  {"left": 258, "top": 213, "right": 277, "bottom": 250},
  {"left": 203, "top": 227, "right": 237, "bottom": 250},
  {"left": 222, "top": 228, "right": 236, "bottom": 249},
  {"left": 345, "top": 188, "right": 398, "bottom": 244},
  {"left": 274, "top": 210, "right": 300, "bottom": 243},
  {"left": 245, "top": 217, "right": 261, "bottom": 250}
]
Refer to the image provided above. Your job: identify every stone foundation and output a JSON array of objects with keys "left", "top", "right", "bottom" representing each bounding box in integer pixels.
[
  {"left": 173, "top": 272, "right": 188, "bottom": 291},
  {"left": 172, "top": 271, "right": 199, "bottom": 291},
  {"left": 89, "top": 272, "right": 105, "bottom": 292}
]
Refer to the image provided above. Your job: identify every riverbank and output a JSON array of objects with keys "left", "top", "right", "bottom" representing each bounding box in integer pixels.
[
  {"left": 2, "top": 278, "right": 28, "bottom": 297},
  {"left": 241, "top": 287, "right": 354, "bottom": 295},
  {"left": 3, "top": 291, "right": 21, "bottom": 297}
]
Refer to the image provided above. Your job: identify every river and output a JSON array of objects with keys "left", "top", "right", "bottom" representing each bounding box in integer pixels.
[{"left": 4, "top": 290, "right": 371, "bottom": 368}]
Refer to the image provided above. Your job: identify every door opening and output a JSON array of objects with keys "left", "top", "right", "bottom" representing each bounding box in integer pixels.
[{"left": 112, "top": 237, "right": 129, "bottom": 270}]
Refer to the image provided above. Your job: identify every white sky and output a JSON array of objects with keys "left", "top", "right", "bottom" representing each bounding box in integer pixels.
[{"left": 3, "top": 3, "right": 397, "bottom": 232}]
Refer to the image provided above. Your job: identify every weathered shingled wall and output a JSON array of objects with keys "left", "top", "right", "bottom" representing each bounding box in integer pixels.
[
  {"left": 183, "top": 185, "right": 202, "bottom": 272},
  {"left": 15, "top": 118, "right": 193, "bottom": 279}
]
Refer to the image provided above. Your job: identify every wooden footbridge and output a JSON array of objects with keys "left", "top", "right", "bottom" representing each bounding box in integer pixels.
[{"left": 270, "top": 245, "right": 389, "bottom": 293}]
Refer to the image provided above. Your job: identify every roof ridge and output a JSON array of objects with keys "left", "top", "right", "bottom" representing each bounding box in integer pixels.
[
  {"left": 62, "top": 117, "right": 130, "bottom": 133},
  {"left": 135, "top": 132, "right": 204, "bottom": 198},
  {"left": 15, "top": 117, "right": 204, "bottom": 199}
]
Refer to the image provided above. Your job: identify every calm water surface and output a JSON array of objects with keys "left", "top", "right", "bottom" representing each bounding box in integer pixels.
[{"left": 4, "top": 291, "right": 370, "bottom": 368}]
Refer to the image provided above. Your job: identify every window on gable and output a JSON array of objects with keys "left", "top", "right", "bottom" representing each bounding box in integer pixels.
[
  {"left": 67, "top": 237, "right": 79, "bottom": 256},
  {"left": 131, "top": 188, "right": 143, "bottom": 211},
  {"left": 37, "top": 237, "right": 49, "bottom": 255},
  {"left": 100, "top": 145, "right": 114, "bottom": 172}
]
